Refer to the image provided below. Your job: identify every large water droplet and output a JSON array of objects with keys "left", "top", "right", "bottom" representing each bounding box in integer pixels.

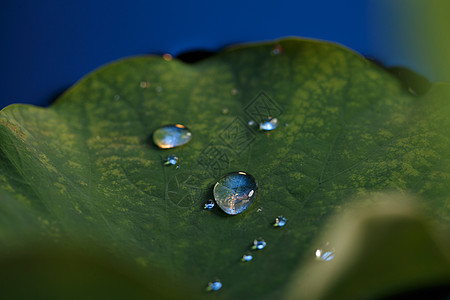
[
  {"left": 273, "top": 216, "right": 287, "bottom": 227},
  {"left": 315, "top": 243, "right": 335, "bottom": 261},
  {"left": 252, "top": 237, "right": 266, "bottom": 250},
  {"left": 213, "top": 171, "right": 258, "bottom": 215},
  {"left": 259, "top": 117, "right": 278, "bottom": 131},
  {"left": 206, "top": 280, "right": 222, "bottom": 291},
  {"left": 153, "top": 124, "right": 192, "bottom": 149}
]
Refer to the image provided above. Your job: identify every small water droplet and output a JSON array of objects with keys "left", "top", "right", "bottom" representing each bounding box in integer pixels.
[
  {"left": 222, "top": 108, "right": 229, "bottom": 115},
  {"left": 176, "top": 165, "right": 181, "bottom": 169},
  {"left": 285, "top": 123, "right": 289, "bottom": 127},
  {"left": 114, "top": 94, "right": 121, "bottom": 101},
  {"left": 273, "top": 216, "right": 287, "bottom": 227},
  {"left": 241, "top": 252, "right": 253, "bottom": 262},
  {"left": 213, "top": 171, "right": 258, "bottom": 215},
  {"left": 204, "top": 199, "right": 215, "bottom": 210},
  {"left": 257, "top": 207, "right": 263, "bottom": 213},
  {"left": 206, "top": 280, "right": 222, "bottom": 291},
  {"left": 252, "top": 237, "right": 266, "bottom": 250},
  {"left": 156, "top": 86, "right": 163, "bottom": 93},
  {"left": 271, "top": 44, "right": 283, "bottom": 56},
  {"left": 140, "top": 81, "right": 150, "bottom": 88},
  {"left": 259, "top": 117, "right": 279, "bottom": 131},
  {"left": 153, "top": 124, "right": 192, "bottom": 149},
  {"left": 248, "top": 120, "right": 255, "bottom": 126},
  {"left": 231, "top": 88, "right": 239, "bottom": 95},
  {"left": 315, "top": 243, "right": 335, "bottom": 261},
  {"left": 163, "top": 53, "right": 173, "bottom": 61},
  {"left": 164, "top": 155, "right": 178, "bottom": 166}
]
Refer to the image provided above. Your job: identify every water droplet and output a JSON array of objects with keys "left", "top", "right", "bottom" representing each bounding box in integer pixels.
[
  {"left": 156, "top": 86, "right": 163, "bottom": 93},
  {"left": 231, "top": 88, "right": 239, "bottom": 95},
  {"left": 204, "top": 199, "right": 215, "bottom": 210},
  {"left": 271, "top": 44, "right": 283, "bottom": 56},
  {"left": 285, "top": 123, "right": 289, "bottom": 127},
  {"left": 206, "top": 280, "right": 222, "bottom": 291},
  {"left": 222, "top": 108, "right": 229, "bottom": 115},
  {"left": 315, "top": 243, "right": 335, "bottom": 261},
  {"left": 164, "top": 155, "right": 178, "bottom": 166},
  {"left": 241, "top": 252, "right": 253, "bottom": 262},
  {"left": 114, "top": 94, "right": 121, "bottom": 101},
  {"left": 257, "top": 207, "right": 263, "bottom": 213},
  {"left": 248, "top": 120, "right": 255, "bottom": 126},
  {"left": 252, "top": 237, "right": 266, "bottom": 250},
  {"left": 259, "top": 117, "right": 279, "bottom": 131},
  {"left": 140, "top": 81, "right": 150, "bottom": 88},
  {"left": 273, "top": 216, "right": 287, "bottom": 227},
  {"left": 163, "top": 53, "right": 173, "bottom": 61},
  {"left": 213, "top": 171, "right": 258, "bottom": 215},
  {"left": 153, "top": 124, "right": 192, "bottom": 149}
]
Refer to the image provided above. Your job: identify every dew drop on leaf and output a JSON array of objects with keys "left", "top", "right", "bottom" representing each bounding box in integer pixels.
[
  {"left": 164, "top": 155, "right": 178, "bottom": 166},
  {"left": 152, "top": 124, "right": 192, "bottom": 149},
  {"left": 204, "top": 199, "right": 215, "bottom": 210},
  {"left": 241, "top": 252, "right": 253, "bottom": 262},
  {"left": 259, "top": 117, "right": 278, "bottom": 131},
  {"left": 252, "top": 237, "right": 266, "bottom": 250},
  {"left": 206, "top": 280, "right": 222, "bottom": 291},
  {"left": 213, "top": 171, "right": 258, "bottom": 215},
  {"left": 273, "top": 216, "right": 287, "bottom": 227}
]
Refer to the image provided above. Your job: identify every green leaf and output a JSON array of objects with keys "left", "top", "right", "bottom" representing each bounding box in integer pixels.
[
  {"left": 285, "top": 194, "right": 450, "bottom": 300},
  {"left": 0, "top": 38, "right": 449, "bottom": 299},
  {"left": 0, "top": 243, "right": 203, "bottom": 299}
]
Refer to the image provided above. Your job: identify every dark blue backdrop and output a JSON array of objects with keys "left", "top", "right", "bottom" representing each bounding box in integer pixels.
[{"left": 0, "top": 0, "right": 423, "bottom": 109}]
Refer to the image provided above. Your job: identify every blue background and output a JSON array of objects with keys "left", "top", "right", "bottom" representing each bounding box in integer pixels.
[{"left": 0, "top": 0, "right": 423, "bottom": 109}]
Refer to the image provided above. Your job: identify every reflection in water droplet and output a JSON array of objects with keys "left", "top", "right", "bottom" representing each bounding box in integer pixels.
[
  {"left": 271, "top": 44, "right": 283, "bottom": 56},
  {"left": 315, "top": 243, "right": 335, "bottom": 261},
  {"left": 274, "top": 216, "right": 287, "bottom": 227},
  {"left": 140, "top": 81, "right": 150, "bottom": 88},
  {"left": 241, "top": 252, "right": 253, "bottom": 262},
  {"left": 164, "top": 155, "right": 178, "bottom": 166},
  {"left": 153, "top": 124, "right": 192, "bottom": 149},
  {"left": 259, "top": 117, "right": 279, "bottom": 131},
  {"left": 248, "top": 120, "right": 255, "bottom": 126},
  {"left": 163, "top": 53, "right": 173, "bottom": 61},
  {"left": 206, "top": 280, "right": 222, "bottom": 291},
  {"left": 252, "top": 237, "right": 266, "bottom": 250},
  {"left": 213, "top": 171, "right": 258, "bottom": 215},
  {"left": 204, "top": 199, "right": 215, "bottom": 210},
  {"left": 257, "top": 207, "right": 263, "bottom": 213},
  {"left": 222, "top": 108, "right": 229, "bottom": 115}
]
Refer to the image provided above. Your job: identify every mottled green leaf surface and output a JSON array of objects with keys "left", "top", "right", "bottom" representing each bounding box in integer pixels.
[{"left": 0, "top": 38, "right": 449, "bottom": 299}]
